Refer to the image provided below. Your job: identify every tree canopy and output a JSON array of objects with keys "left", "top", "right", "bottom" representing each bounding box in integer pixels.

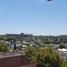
[
  {"left": 25, "top": 46, "right": 66, "bottom": 67},
  {"left": 0, "top": 43, "right": 9, "bottom": 52},
  {"left": 0, "top": 36, "right": 16, "bottom": 41}
]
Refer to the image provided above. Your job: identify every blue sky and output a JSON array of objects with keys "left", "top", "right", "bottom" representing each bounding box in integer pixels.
[{"left": 0, "top": 0, "right": 67, "bottom": 35}]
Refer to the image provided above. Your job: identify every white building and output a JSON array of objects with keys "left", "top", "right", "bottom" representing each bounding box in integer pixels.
[{"left": 57, "top": 48, "right": 67, "bottom": 60}]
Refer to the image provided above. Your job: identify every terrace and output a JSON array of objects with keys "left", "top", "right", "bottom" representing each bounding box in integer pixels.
[{"left": 0, "top": 51, "right": 25, "bottom": 58}]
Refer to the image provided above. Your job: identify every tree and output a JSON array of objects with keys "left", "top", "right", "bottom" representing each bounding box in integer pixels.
[
  {"left": 62, "top": 61, "right": 67, "bottom": 67},
  {"left": 0, "top": 36, "right": 16, "bottom": 41},
  {"left": 63, "top": 38, "right": 67, "bottom": 43},
  {"left": 25, "top": 46, "right": 35, "bottom": 60},
  {"left": 59, "top": 44, "right": 65, "bottom": 49},
  {"left": 25, "top": 47, "right": 64, "bottom": 67},
  {"left": 5, "top": 37, "right": 16, "bottom": 41},
  {"left": 0, "top": 43, "right": 9, "bottom": 52},
  {"left": 43, "top": 39, "right": 50, "bottom": 44}
]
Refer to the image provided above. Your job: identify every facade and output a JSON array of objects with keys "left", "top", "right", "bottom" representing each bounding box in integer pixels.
[
  {"left": 58, "top": 48, "right": 67, "bottom": 60},
  {"left": 0, "top": 52, "right": 36, "bottom": 67},
  {"left": 64, "top": 43, "right": 67, "bottom": 48},
  {"left": 5, "top": 33, "right": 33, "bottom": 41}
]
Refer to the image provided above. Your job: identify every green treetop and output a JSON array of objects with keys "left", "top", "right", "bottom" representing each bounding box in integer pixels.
[{"left": 25, "top": 46, "right": 66, "bottom": 67}]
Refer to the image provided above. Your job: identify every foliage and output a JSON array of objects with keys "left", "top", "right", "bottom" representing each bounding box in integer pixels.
[
  {"left": 0, "top": 36, "right": 16, "bottom": 41},
  {"left": 25, "top": 46, "right": 35, "bottom": 60},
  {"left": 15, "top": 48, "right": 19, "bottom": 53},
  {"left": 43, "top": 39, "right": 50, "bottom": 44},
  {"left": 0, "top": 43, "right": 9, "bottom": 52},
  {"left": 25, "top": 46, "right": 65, "bottom": 67},
  {"left": 62, "top": 38, "right": 67, "bottom": 43},
  {"left": 59, "top": 44, "right": 65, "bottom": 49}
]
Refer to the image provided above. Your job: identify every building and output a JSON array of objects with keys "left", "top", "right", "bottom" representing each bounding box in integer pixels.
[
  {"left": 64, "top": 43, "right": 67, "bottom": 48},
  {"left": 5, "top": 33, "right": 33, "bottom": 42},
  {"left": 57, "top": 48, "right": 67, "bottom": 60},
  {"left": 0, "top": 52, "right": 36, "bottom": 67}
]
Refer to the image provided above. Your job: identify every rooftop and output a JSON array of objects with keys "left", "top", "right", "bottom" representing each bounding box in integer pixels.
[
  {"left": 58, "top": 48, "right": 67, "bottom": 52},
  {"left": 0, "top": 51, "right": 25, "bottom": 58}
]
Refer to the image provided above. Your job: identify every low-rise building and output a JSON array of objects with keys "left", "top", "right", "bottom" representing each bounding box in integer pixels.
[
  {"left": 57, "top": 48, "right": 67, "bottom": 60},
  {"left": 0, "top": 52, "right": 36, "bottom": 67}
]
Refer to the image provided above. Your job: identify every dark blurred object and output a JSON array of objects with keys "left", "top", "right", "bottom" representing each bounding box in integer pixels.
[
  {"left": 47, "top": 0, "right": 52, "bottom": 1},
  {"left": 14, "top": 41, "right": 16, "bottom": 50}
]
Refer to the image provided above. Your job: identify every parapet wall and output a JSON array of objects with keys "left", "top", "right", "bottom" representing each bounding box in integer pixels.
[{"left": 0, "top": 55, "right": 36, "bottom": 67}]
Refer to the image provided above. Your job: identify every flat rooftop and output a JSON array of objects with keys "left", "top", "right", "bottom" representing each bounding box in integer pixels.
[{"left": 0, "top": 51, "right": 25, "bottom": 58}]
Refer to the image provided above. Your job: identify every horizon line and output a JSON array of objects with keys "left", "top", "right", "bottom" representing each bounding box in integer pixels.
[{"left": 0, "top": 33, "right": 67, "bottom": 36}]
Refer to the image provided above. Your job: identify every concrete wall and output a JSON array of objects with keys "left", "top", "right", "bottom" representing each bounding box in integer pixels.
[{"left": 0, "top": 55, "right": 36, "bottom": 67}]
